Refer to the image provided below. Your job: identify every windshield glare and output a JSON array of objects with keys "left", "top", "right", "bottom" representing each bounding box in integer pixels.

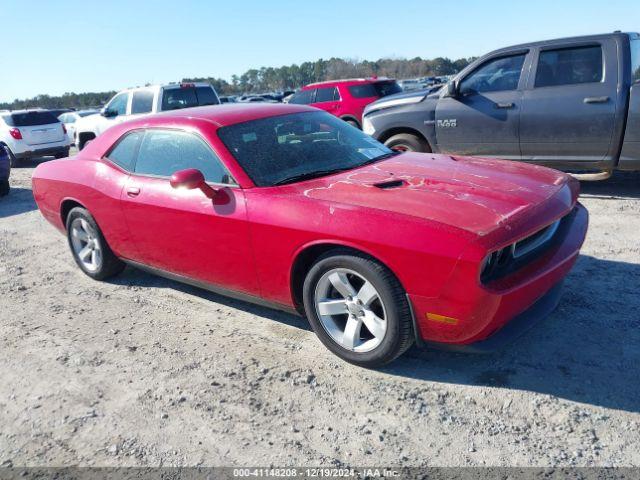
[{"left": 217, "top": 111, "right": 394, "bottom": 186}]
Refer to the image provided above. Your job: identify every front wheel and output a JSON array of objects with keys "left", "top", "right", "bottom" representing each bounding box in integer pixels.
[
  {"left": 384, "top": 133, "right": 430, "bottom": 153},
  {"left": 303, "top": 250, "right": 414, "bottom": 368},
  {"left": 66, "top": 207, "right": 125, "bottom": 280}
]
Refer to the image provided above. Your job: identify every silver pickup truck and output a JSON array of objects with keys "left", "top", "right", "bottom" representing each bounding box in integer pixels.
[{"left": 363, "top": 32, "right": 640, "bottom": 178}]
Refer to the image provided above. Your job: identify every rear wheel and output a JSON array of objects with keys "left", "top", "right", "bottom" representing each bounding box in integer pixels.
[
  {"left": 303, "top": 250, "right": 414, "bottom": 368},
  {"left": 384, "top": 133, "right": 430, "bottom": 153},
  {"left": 66, "top": 207, "right": 125, "bottom": 280},
  {"left": 0, "top": 179, "right": 9, "bottom": 197}
]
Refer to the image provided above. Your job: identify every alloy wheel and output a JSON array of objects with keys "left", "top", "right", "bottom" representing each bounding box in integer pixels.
[
  {"left": 70, "top": 218, "right": 102, "bottom": 272},
  {"left": 314, "top": 268, "right": 388, "bottom": 353}
]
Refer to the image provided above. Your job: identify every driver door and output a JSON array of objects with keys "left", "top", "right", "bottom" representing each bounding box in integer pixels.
[
  {"left": 119, "top": 128, "right": 259, "bottom": 296},
  {"left": 435, "top": 51, "right": 530, "bottom": 159}
]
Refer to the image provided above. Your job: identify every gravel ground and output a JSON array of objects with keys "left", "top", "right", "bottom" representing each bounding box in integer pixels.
[{"left": 0, "top": 157, "right": 639, "bottom": 468}]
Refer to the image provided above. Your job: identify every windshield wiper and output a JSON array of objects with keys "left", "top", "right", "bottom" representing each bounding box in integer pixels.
[{"left": 274, "top": 167, "right": 353, "bottom": 186}]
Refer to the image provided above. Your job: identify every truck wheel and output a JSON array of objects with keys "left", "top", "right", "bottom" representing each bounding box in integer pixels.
[{"left": 385, "top": 133, "right": 430, "bottom": 153}]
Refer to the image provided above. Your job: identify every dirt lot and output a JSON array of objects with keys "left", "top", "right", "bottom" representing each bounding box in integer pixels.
[{"left": 0, "top": 157, "right": 639, "bottom": 468}]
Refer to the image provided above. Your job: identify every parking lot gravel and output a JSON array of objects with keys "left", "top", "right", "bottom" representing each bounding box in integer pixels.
[{"left": 1, "top": 157, "right": 639, "bottom": 467}]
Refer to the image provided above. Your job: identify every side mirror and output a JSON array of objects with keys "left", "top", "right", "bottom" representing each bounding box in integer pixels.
[
  {"left": 170, "top": 168, "right": 219, "bottom": 200},
  {"left": 101, "top": 107, "right": 117, "bottom": 118},
  {"left": 445, "top": 81, "right": 459, "bottom": 98}
]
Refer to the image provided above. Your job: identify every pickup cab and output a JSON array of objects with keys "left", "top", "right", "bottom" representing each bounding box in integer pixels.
[
  {"left": 363, "top": 32, "right": 640, "bottom": 177},
  {"left": 75, "top": 82, "right": 220, "bottom": 150}
]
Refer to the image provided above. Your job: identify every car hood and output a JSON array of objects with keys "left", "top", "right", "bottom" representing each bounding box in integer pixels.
[{"left": 289, "top": 153, "right": 574, "bottom": 237}]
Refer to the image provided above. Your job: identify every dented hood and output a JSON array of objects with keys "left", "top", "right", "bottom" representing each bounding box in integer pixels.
[{"left": 291, "top": 153, "right": 575, "bottom": 236}]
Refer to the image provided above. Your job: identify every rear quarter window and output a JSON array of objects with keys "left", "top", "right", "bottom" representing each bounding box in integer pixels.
[
  {"left": 106, "top": 130, "right": 143, "bottom": 171},
  {"left": 3, "top": 111, "right": 59, "bottom": 127}
]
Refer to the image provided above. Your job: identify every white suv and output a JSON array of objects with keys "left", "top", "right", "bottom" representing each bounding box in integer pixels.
[
  {"left": 0, "top": 110, "right": 71, "bottom": 166},
  {"left": 74, "top": 82, "right": 220, "bottom": 150}
]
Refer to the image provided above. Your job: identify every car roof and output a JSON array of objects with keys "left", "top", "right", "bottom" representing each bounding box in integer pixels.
[
  {"left": 122, "top": 103, "right": 318, "bottom": 129},
  {"left": 304, "top": 77, "right": 394, "bottom": 88},
  {"left": 488, "top": 32, "right": 638, "bottom": 55}
]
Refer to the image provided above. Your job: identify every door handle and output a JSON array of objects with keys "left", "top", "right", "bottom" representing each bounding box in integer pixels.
[
  {"left": 495, "top": 102, "right": 515, "bottom": 109},
  {"left": 126, "top": 186, "right": 141, "bottom": 197},
  {"left": 584, "top": 96, "right": 609, "bottom": 104}
]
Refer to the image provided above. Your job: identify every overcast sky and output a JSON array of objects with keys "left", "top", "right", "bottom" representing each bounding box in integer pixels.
[{"left": 1, "top": 0, "right": 638, "bottom": 102}]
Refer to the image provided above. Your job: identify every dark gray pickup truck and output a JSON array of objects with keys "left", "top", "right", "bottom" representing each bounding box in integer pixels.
[{"left": 363, "top": 32, "right": 640, "bottom": 177}]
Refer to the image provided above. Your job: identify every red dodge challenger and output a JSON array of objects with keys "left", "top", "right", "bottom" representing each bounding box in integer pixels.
[{"left": 32, "top": 104, "right": 588, "bottom": 367}]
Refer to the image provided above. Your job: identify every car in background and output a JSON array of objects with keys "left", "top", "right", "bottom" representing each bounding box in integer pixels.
[
  {"left": 47, "top": 108, "right": 75, "bottom": 118},
  {"left": 58, "top": 110, "right": 99, "bottom": 144},
  {"left": 74, "top": 82, "right": 220, "bottom": 150},
  {"left": 363, "top": 32, "right": 640, "bottom": 177},
  {"left": 0, "top": 109, "right": 71, "bottom": 166},
  {"left": 219, "top": 96, "right": 237, "bottom": 103},
  {"left": 0, "top": 144, "right": 10, "bottom": 196},
  {"left": 32, "top": 104, "right": 588, "bottom": 367},
  {"left": 287, "top": 77, "right": 402, "bottom": 128},
  {"left": 399, "top": 79, "right": 423, "bottom": 91}
]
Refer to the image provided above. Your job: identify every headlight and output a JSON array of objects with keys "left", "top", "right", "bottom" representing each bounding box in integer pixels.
[{"left": 363, "top": 117, "right": 375, "bottom": 135}]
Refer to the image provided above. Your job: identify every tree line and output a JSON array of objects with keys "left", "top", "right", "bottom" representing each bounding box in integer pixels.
[{"left": 0, "top": 56, "right": 474, "bottom": 110}]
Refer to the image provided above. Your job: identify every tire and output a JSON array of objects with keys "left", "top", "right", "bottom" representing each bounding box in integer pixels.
[
  {"left": 6, "top": 148, "right": 19, "bottom": 168},
  {"left": 66, "top": 207, "right": 125, "bottom": 280},
  {"left": 302, "top": 249, "right": 414, "bottom": 368},
  {"left": 344, "top": 118, "right": 361, "bottom": 129},
  {"left": 0, "top": 179, "right": 9, "bottom": 197},
  {"left": 54, "top": 148, "right": 70, "bottom": 159},
  {"left": 384, "top": 133, "right": 430, "bottom": 153}
]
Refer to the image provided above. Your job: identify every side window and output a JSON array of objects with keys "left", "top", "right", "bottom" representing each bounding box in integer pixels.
[
  {"left": 106, "top": 130, "right": 143, "bottom": 171},
  {"left": 131, "top": 90, "right": 154, "bottom": 114},
  {"left": 315, "top": 87, "right": 337, "bottom": 103},
  {"left": 134, "top": 130, "right": 232, "bottom": 184},
  {"left": 289, "top": 89, "right": 315, "bottom": 104},
  {"left": 460, "top": 54, "right": 526, "bottom": 94},
  {"left": 630, "top": 39, "right": 640, "bottom": 83},
  {"left": 535, "top": 45, "right": 603, "bottom": 88},
  {"left": 106, "top": 93, "right": 129, "bottom": 116}
]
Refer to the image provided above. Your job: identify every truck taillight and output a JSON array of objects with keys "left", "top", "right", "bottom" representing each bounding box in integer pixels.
[
  {"left": 9, "top": 128, "right": 22, "bottom": 140},
  {"left": 180, "top": 83, "right": 195, "bottom": 88}
]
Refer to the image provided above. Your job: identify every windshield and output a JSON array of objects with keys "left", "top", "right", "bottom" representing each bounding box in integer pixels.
[
  {"left": 3, "top": 111, "right": 59, "bottom": 127},
  {"left": 217, "top": 111, "right": 395, "bottom": 186}
]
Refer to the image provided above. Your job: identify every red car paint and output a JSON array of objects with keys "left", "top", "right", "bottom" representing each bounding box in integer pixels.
[
  {"left": 32, "top": 104, "right": 588, "bottom": 346},
  {"left": 293, "top": 78, "right": 402, "bottom": 127}
]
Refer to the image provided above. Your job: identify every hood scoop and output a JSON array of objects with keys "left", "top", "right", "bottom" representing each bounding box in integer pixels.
[{"left": 373, "top": 179, "right": 406, "bottom": 190}]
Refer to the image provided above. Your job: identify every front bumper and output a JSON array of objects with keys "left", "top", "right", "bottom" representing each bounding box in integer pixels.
[{"left": 408, "top": 202, "right": 588, "bottom": 348}]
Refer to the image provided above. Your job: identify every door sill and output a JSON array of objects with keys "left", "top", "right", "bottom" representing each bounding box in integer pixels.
[{"left": 122, "top": 259, "right": 300, "bottom": 316}]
